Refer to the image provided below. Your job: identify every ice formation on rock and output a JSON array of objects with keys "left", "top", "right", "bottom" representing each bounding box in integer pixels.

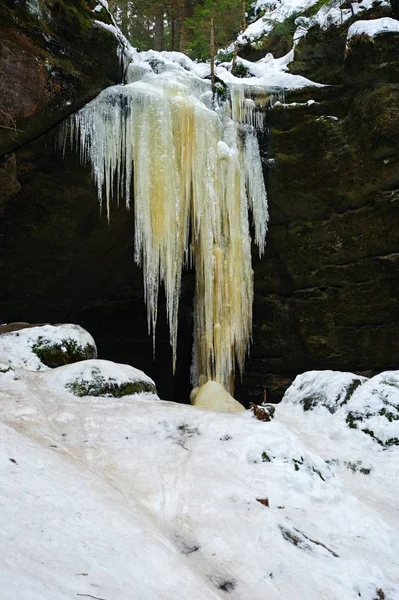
[{"left": 60, "top": 52, "right": 268, "bottom": 391}]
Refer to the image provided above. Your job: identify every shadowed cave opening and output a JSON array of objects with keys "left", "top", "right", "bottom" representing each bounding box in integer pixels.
[{"left": 0, "top": 142, "right": 199, "bottom": 404}]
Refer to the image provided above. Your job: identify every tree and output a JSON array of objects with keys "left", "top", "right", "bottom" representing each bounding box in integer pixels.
[
  {"left": 184, "top": 0, "right": 244, "bottom": 60},
  {"left": 108, "top": 0, "right": 245, "bottom": 57}
]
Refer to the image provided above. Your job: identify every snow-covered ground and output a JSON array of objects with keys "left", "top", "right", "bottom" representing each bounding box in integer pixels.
[{"left": 1, "top": 355, "right": 398, "bottom": 599}]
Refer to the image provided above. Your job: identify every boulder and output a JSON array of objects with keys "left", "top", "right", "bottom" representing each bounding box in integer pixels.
[
  {"left": 44, "top": 358, "right": 158, "bottom": 398},
  {"left": 345, "top": 370, "right": 399, "bottom": 446},
  {"left": 282, "top": 370, "right": 367, "bottom": 413},
  {"left": 0, "top": 323, "right": 97, "bottom": 370}
]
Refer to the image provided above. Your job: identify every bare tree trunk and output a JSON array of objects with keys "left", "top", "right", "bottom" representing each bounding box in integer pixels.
[
  {"left": 210, "top": 16, "right": 215, "bottom": 100},
  {"left": 121, "top": 0, "right": 129, "bottom": 38},
  {"left": 241, "top": 0, "right": 246, "bottom": 32},
  {"left": 154, "top": 4, "right": 164, "bottom": 51},
  {"left": 176, "top": 0, "right": 186, "bottom": 51},
  {"left": 231, "top": 42, "right": 238, "bottom": 75},
  {"left": 170, "top": 0, "right": 176, "bottom": 51},
  {"left": 146, "top": 17, "right": 151, "bottom": 50}
]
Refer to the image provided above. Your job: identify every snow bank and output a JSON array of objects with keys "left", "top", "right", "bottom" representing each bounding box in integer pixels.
[
  {"left": 347, "top": 17, "right": 399, "bottom": 40},
  {"left": 0, "top": 324, "right": 96, "bottom": 371},
  {"left": 0, "top": 365, "right": 398, "bottom": 599},
  {"left": 43, "top": 358, "right": 158, "bottom": 398}
]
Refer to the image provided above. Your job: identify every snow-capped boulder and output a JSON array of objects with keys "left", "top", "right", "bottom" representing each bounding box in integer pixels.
[
  {"left": 345, "top": 371, "right": 399, "bottom": 447},
  {"left": 43, "top": 359, "right": 158, "bottom": 399},
  {"left": 0, "top": 324, "right": 97, "bottom": 371},
  {"left": 283, "top": 369, "right": 399, "bottom": 447},
  {"left": 347, "top": 17, "right": 399, "bottom": 42},
  {"left": 191, "top": 380, "right": 245, "bottom": 412},
  {"left": 282, "top": 370, "right": 367, "bottom": 413}
]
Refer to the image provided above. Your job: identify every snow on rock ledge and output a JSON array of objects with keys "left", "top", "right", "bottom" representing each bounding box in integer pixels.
[
  {"left": 0, "top": 324, "right": 97, "bottom": 371},
  {"left": 43, "top": 359, "right": 158, "bottom": 399},
  {"left": 346, "top": 371, "right": 399, "bottom": 447},
  {"left": 347, "top": 17, "right": 399, "bottom": 41},
  {"left": 282, "top": 370, "right": 367, "bottom": 413},
  {"left": 283, "top": 369, "right": 399, "bottom": 447}
]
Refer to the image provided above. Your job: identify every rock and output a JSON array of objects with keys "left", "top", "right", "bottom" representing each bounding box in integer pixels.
[
  {"left": 345, "top": 370, "right": 399, "bottom": 446},
  {"left": 43, "top": 358, "right": 158, "bottom": 398},
  {"left": 0, "top": 362, "right": 18, "bottom": 378},
  {"left": 282, "top": 370, "right": 368, "bottom": 413},
  {"left": 345, "top": 20, "right": 399, "bottom": 83},
  {"left": 0, "top": 322, "right": 37, "bottom": 335},
  {"left": 0, "top": 154, "right": 20, "bottom": 219},
  {"left": 191, "top": 380, "right": 245, "bottom": 412},
  {"left": 236, "top": 7, "right": 399, "bottom": 404},
  {"left": 0, "top": 323, "right": 97, "bottom": 371},
  {"left": 283, "top": 368, "right": 399, "bottom": 447},
  {"left": 251, "top": 403, "right": 276, "bottom": 421},
  {"left": 0, "top": 0, "right": 122, "bottom": 156}
]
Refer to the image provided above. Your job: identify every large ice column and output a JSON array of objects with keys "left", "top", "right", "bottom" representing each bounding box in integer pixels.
[{"left": 62, "top": 61, "right": 268, "bottom": 391}]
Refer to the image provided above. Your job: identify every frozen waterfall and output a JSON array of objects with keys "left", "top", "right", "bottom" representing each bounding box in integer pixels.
[{"left": 60, "top": 52, "right": 268, "bottom": 392}]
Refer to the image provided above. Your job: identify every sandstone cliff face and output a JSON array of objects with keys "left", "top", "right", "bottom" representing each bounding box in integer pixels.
[
  {"left": 0, "top": 3, "right": 398, "bottom": 403},
  {"left": 236, "top": 9, "right": 399, "bottom": 403},
  {"left": 0, "top": 0, "right": 121, "bottom": 156}
]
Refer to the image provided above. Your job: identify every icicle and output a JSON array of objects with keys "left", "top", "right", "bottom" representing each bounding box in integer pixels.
[{"left": 60, "top": 61, "right": 269, "bottom": 392}]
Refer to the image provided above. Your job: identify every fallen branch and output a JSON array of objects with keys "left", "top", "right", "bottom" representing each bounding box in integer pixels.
[
  {"left": 0, "top": 109, "right": 22, "bottom": 136},
  {"left": 77, "top": 594, "right": 107, "bottom": 600}
]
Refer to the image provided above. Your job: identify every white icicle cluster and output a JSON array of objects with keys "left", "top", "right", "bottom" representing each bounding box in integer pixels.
[{"left": 61, "top": 56, "right": 268, "bottom": 391}]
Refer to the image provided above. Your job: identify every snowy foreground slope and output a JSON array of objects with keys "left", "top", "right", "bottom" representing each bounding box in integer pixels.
[{"left": 1, "top": 362, "right": 398, "bottom": 599}]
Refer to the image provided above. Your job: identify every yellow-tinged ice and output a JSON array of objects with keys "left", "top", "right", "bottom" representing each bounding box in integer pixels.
[
  {"left": 191, "top": 380, "right": 245, "bottom": 412},
  {"left": 62, "top": 63, "right": 268, "bottom": 391}
]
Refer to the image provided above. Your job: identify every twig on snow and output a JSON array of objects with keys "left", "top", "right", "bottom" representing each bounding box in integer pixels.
[{"left": 77, "top": 594, "right": 107, "bottom": 600}]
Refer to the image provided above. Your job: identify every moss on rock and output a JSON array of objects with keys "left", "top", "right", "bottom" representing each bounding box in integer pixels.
[
  {"left": 32, "top": 336, "right": 96, "bottom": 368},
  {"left": 65, "top": 366, "right": 157, "bottom": 398},
  {"left": 0, "top": 0, "right": 122, "bottom": 156}
]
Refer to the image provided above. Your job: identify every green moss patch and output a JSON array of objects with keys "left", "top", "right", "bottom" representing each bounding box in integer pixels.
[
  {"left": 32, "top": 337, "right": 96, "bottom": 368},
  {"left": 65, "top": 366, "right": 157, "bottom": 398}
]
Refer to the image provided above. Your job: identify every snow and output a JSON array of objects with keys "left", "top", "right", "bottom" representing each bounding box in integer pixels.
[
  {"left": 238, "top": 0, "right": 391, "bottom": 51},
  {"left": 240, "top": 0, "right": 321, "bottom": 44},
  {"left": 25, "top": 0, "right": 42, "bottom": 17},
  {"left": 0, "top": 324, "right": 96, "bottom": 371},
  {"left": 217, "top": 63, "right": 324, "bottom": 89},
  {"left": 283, "top": 369, "right": 368, "bottom": 412},
  {"left": 43, "top": 358, "right": 157, "bottom": 397},
  {"left": 283, "top": 369, "right": 399, "bottom": 447},
  {"left": 1, "top": 364, "right": 398, "bottom": 599},
  {"left": 347, "top": 17, "right": 399, "bottom": 40}
]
